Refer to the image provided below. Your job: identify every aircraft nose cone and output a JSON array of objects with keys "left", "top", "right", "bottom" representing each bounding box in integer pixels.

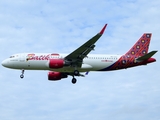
[{"left": 1, "top": 59, "right": 8, "bottom": 67}]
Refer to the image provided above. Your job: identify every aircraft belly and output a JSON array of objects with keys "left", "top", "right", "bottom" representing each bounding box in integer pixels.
[
  {"left": 11, "top": 56, "right": 118, "bottom": 72},
  {"left": 27, "top": 61, "right": 48, "bottom": 70},
  {"left": 82, "top": 59, "right": 115, "bottom": 71},
  {"left": 12, "top": 60, "right": 48, "bottom": 70},
  {"left": 48, "top": 60, "right": 115, "bottom": 72}
]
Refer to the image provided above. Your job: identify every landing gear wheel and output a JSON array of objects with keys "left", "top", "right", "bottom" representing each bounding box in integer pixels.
[
  {"left": 74, "top": 70, "right": 79, "bottom": 76},
  {"left": 20, "top": 74, "right": 24, "bottom": 79},
  {"left": 72, "top": 78, "right": 77, "bottom": 84},
  {"left": 20, "top": 69, "right": 25, "bottom": 79}
]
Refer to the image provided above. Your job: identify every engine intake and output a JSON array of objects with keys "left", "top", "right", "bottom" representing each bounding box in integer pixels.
[
  {"left": 49, "top": 59, "right": 64, "bottom": 69},
  {"left": 48, "top": 72, "right": 68, "bottom": 81}
]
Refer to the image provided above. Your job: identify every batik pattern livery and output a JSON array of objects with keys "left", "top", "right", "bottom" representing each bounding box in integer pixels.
[{"left": 101, "top": 33, "right": 152, "bottom": 71}]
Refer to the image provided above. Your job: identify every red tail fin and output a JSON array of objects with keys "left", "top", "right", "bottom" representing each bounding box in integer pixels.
[{"left": 125, "top": 33, "right": 152, "bottom": 57}]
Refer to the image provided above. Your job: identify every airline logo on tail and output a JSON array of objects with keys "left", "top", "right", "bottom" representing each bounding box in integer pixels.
[
  {"left": 125, "top": 33, "right": 151, "bottom": 56},
  {"left": 100, "top": 33, "right": 157, "bottom": 71}
]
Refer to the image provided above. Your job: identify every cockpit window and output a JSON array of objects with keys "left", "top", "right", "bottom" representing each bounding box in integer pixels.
[
  {"left": 9, "top": 54, "right": 19, "bottom": 58},
  {"left": 10, "top": 56, "right": 14, "bottom": 58},
  {"left": 10, "top": 56, "right": 15, "bottom": 58}
]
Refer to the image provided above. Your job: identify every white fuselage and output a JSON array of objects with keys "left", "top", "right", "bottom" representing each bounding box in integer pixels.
[{"left": 2, "top": 53, "right": 122, "bottom": 72}]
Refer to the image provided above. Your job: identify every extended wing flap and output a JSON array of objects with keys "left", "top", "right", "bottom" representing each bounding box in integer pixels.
[{"left": 136, "top": 50, "right": 157, "bottom": 62}]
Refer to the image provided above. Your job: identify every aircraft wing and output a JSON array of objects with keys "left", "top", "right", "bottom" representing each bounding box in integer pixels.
[{"left": 65, "top": 24, "right": 107, "bottom": 66}]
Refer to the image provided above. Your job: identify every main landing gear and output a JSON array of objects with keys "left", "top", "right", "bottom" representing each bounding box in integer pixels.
[
  {"left": 20, "top": 69, "right": 25, "bottom": 79},
  {"left": 72, "top": 77, "right": 77, "bottom": 84},
  {"left": 71, "top": 70, "right": 79, "bottom": 84},
  {"left": 73, "top": 70, "right": 79, "bottom": 76}
]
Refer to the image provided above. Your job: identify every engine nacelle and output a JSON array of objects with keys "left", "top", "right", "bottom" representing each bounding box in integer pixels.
[
  {"left": 49, "top": 59, "right": 64, "bottom": 69},
  {"left": 48, "top": 72, "right": 68, "bottom": 81}
]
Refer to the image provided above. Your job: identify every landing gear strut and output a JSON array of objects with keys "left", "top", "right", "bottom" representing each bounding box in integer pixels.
[
  {"left": 20, "top": 69, "right": 24, "bottom": 79},
  {"left": 71, "top": 70, "right": 80, "bottom": 84}
]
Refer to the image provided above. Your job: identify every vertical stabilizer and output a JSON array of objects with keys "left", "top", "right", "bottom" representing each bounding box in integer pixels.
[{"left": 125, "top": 33, "right": 152, "bottom": 57}]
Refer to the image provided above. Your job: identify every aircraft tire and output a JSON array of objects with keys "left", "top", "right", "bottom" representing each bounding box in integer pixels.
[
  {"left": 72, "top": 78, "right": 77, "bottom": 84},
  {"left": 20, "top": 74, "right": 24, "bottom": 79},
  {"left": 74, "top": 70, "right": 79, "bottom": 76}
]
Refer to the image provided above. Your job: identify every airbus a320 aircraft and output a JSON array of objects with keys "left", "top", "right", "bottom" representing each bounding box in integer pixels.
[{"left": 2, "top": 24, "right": 157, "bottom": 84}]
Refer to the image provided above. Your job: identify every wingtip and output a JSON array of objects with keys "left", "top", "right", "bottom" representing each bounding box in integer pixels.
[{"left": 99, "top": 24, "right": 107, "bottom": 35}]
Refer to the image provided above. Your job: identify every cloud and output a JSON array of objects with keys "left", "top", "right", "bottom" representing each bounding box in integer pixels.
[{"left": 0, "top": 0, "right": 160, "bottom": 120}]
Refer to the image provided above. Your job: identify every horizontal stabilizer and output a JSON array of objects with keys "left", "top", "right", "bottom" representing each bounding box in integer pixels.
[{"left": 136, "top": 51, "right": 157, "bottom": 62}]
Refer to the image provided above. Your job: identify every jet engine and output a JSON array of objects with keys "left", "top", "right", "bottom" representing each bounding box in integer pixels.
[
  {"left": 49, "top": 59, "right": 64, "bottom": 69},
  {"left": 48, "top": 71, "right": 68, "bottom": 81}
]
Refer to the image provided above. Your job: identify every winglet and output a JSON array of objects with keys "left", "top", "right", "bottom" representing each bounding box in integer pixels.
[{"left": 99, "top": 24, "right": 107, "bottom": 35}]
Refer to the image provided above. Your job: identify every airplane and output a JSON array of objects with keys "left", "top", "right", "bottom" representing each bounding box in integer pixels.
[{"left": 1, "top": 24, "right": 157, "bottom": 84}]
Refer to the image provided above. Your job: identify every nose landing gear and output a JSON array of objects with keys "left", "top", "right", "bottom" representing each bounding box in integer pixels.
[{"left": 20, "top": 69, "right": 25, "bottom": 79}]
